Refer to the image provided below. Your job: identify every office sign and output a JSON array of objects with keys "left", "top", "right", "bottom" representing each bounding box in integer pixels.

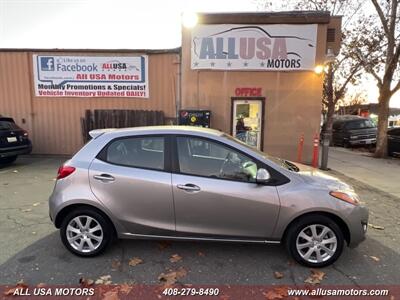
[
  {"left": 33, "top": 55, "right": 149, "bottom": 98},
  {"left": 191, "top": 24, "right": 317, "bottom": 71}
]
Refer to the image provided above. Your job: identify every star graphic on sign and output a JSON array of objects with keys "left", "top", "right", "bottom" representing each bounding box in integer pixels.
[
  {"left": 244, "top": 62, "right": 249, "bottom": 67},
  {"left": 210, "top": 62, "right": 215, "bottom": 67},
  {"left": 227, "top": 61, "right": 232, "bottom": 67},
  {"left": 260, "top": 62, "right": 265, "bottom": 67}
]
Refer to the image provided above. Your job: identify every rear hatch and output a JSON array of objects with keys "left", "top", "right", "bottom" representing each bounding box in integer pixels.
[{"left": 0, "top": 119, "right": 30, "bottom": 149}]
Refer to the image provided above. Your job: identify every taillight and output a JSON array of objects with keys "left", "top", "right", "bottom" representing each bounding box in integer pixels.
[{"left": 57, "top": 165, "right": 76, "bottom": 179}]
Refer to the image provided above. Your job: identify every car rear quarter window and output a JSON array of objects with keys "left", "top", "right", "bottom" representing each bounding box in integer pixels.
[{"left": 104, "top": 136, "right": 165, "bottom": 170}]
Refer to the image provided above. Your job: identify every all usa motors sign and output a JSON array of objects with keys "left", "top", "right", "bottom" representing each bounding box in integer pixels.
[
  {"left": 191, "top": 24, "right": 317, "bottom": 71},
  {"left": 33, "top": 55, "right": 149, "bottom": 98}
]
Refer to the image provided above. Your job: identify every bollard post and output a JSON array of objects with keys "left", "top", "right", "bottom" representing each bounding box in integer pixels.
[
  {"left": 312, "top": 133, "right": 319, "bottom": 168},
  {"left": 297, "top": 133, "right": 304, "bottom": 163}
]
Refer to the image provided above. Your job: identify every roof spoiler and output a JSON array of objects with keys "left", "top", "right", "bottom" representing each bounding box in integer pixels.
[
  {"left": 89, "top": 128, "right": 116, "bottom": 139},
  {"left": 0, "top": 117, "right": 15, "bottom": 123}
]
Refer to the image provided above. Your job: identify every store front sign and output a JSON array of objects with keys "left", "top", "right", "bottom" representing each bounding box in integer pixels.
[
  {"left": 235, "top": 87, "right": 262, "bottom": 97},
  {"left": 33, "top": 55, "right": 149, "bottom": 98},
  {"left": 191, "top": 24, "right": 317, "bottom": 71}
]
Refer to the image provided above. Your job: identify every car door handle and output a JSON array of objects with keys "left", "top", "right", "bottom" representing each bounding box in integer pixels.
[
  {"left": 177, "top": 184, "right": 201, "bottom": 192},
  {"left": 93, "top": 174, "right": 115, "bottom": 182}
]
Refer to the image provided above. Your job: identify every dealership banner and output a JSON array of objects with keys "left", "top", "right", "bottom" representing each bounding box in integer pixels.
[
  {"left": 33, "top": 55, "right": 149, "bottom": 98},
  {"left": 191, "top": 24, "right": 317, "bottom": 71}
]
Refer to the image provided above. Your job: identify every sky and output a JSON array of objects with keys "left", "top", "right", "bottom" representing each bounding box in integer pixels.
[{"left": 0, "top": 0, "right": 399, "bottom": 107}]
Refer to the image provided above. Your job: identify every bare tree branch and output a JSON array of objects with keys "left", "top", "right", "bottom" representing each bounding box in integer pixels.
[
  {"left": 371, "top": 0, "right": 391, "bottom": 37},
  {"left": 392, "top": 80, "right": 400, "bottom": 95}
]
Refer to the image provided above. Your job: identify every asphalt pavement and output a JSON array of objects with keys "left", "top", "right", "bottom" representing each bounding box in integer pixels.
[{"left": 0, "top": 156, "right": 399, "bottom": 287}]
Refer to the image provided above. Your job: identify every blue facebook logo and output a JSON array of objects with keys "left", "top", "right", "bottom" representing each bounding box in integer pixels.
[{"left": 40, "top": 57, "right": 55, "bottom": 71}]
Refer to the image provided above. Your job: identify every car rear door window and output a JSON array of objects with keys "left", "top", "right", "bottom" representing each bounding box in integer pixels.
[
  {"left": 176, "top": 136, "right": 258, "bottom": 182},
  {"left": 105, "top": 136, "right": 164, "bottom": 170}
]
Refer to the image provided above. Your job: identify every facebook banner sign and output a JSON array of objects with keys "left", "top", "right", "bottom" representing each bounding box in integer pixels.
[
  {"left": 191, "top": 24, "right": 317, "bottom": 71},
  {"left": 33, "top": 55, "right": 149, "bottom": 98}
]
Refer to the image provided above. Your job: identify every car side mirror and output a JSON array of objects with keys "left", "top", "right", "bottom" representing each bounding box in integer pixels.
[{"left": 256, "top": 168, "right": 270, "bottom": 183}]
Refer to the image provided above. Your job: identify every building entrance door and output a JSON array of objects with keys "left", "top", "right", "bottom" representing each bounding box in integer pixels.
[{"left": 231, "top": 98, "right": 264, "bottom": 150}]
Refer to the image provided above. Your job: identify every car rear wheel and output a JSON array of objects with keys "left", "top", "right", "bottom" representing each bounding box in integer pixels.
[
  {"left": 60, "top": 208, "right": 113, "bottom": 257},
  {"left": 285, "top": 215, "right": 344, "bottom": 267}
]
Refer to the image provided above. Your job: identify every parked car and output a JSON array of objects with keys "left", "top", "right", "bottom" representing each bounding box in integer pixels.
[
  {"left": 388, "top": 127, "right": 400, "bottom": 157},
  {"left": 0, "top": 117, "right": 32, "bottom": 164},
  {"left": 49, "top": 126, "right": 368, "bottom": 267},
  {"left": 331, "top": 116, "right": 377, "bottom": 147}
]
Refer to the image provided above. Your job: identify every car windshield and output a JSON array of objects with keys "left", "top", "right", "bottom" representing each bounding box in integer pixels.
[
  {"left": 346, "top": 119, "right": 376, "bottom": 130},
  {"left": 222, "top": 134, "right": 300, "bottom": 172}
]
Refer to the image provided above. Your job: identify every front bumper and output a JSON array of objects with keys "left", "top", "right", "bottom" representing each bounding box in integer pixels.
[
  {"left": 347, "top": 204, "right": 369, "bottom": 248},
  {"left": 349, "top": 138, "right": 376, "bottom": 146},
  {"left": 0, "top": 143, "right": 32, "bottom": 158}
]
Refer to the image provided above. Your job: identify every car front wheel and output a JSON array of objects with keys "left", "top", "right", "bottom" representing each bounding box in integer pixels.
[
  {"left": 60, "top": 208, "right": 113, "bottom": 257},
  {"left": 285, "top": 215, "right": 344, "bottom": 267}
]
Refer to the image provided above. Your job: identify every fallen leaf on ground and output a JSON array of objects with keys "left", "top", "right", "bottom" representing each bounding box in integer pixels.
[
  {"left": 32, "top": 202, "right": 40, "bottom": 207},
  {"left": 274, "top": 271, "right": 284, "bottom": 279},
  {"left": 158, "top": 267, "right": 187, "bottom": 286},
  {"left": 169, "top": 254, "right": 182, "bottom": 263},
  {"left": 3, "top": 280, "right": 28, "bottom": 296},
  {"left": 119, "top": 283, "right": 133, "bottom": 295},
  {"left": 111, "top": 260, "right": 121, "bottom": 270},
  {"left": 21, "top": 208, "right": 32, "bottom": 212},
  {"left": 263, "top": 287, "right": 288, "bottom": 300},
  {"left": 12, "top": 170, "right": 18, "bottom": 173},
  {"left": 370, "top": 256, "right": 380, "bottom": 262},
  {"left": 102, "top": 288, "right": 120, "bottom": 300},
  {"left": 95, "top": 275, "right": 112, "bottom": 285},
  {"left": 79, "top": 277, "right": 94, "bottom": 286},
  {"left": 304, "top": 269, "right": 325, "bottom": 285},
  {"left": 128, "top": 257, "right": 143, "bottom": 267},
  {"left": 157, "top": 240, "right": 172, "bottom": 250},
  {"left": 368, "top": 223, "right": 385, "bottom": 230},
  {"left": 198, "top": 251, "right": 205, "bottom": 257}
]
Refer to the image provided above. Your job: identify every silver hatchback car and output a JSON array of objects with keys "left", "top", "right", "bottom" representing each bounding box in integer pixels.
[{"left": 49, "top": 126, "right": 368, "bottom": 267}]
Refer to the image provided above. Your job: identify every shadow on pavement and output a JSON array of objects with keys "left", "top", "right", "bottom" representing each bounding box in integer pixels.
[{"left": 1, "top": 232, "right": 399, "bottom": 286}]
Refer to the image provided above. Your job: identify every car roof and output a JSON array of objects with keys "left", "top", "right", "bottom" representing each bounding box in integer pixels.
[
  {"left": 0, "top": 117, "right": 15, "bottom": 123},
  {"left": 89, "top": 125, "right": 224, "bottom": 139}
]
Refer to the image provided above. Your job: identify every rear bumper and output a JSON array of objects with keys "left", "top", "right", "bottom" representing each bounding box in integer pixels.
[{"left": 0, "top": 144, "right": 32, "bottom": 158}]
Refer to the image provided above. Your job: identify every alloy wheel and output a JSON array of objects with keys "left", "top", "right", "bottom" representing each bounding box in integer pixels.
[
  {"left": 296, "top": 224, "right": 337, "bottom": 264},
  {"left": 66, "top": 215, "right": 103, "bottom": 253}
]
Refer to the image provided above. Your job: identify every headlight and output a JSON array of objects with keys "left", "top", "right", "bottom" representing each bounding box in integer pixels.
[
  {"left": 329, "top": 191, "right": 360, "bottom": 205},
  {"left": 350, "top": 135, "right": 358, "bottom": 139}
]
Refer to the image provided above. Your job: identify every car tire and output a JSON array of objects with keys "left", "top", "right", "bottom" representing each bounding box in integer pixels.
[
  {"left": 285, "top": 215, "right": 344, "bottom": 268},
  {"left": 60, "top": 208, "right": 114, "bottom": 257},
  {"left": 0, "top": 156, "right": 17, "bottom": 165}
]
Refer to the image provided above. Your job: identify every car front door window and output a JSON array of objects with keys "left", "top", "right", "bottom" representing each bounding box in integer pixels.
[{"left": 176, "top": 136, "right": 258, "bottom": 182}]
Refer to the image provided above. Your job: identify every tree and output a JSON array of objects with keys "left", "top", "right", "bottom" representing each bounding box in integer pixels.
[
  {"left": 354, "top": 0, "right": 400, "bottom": 157},
  {"left": 256, "top": 0, "right": 366, "bottom": 156}
]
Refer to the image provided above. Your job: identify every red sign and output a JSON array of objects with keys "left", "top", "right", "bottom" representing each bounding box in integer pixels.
[{"left": 235, "top": 87, "right": 262, "bottom": 97}]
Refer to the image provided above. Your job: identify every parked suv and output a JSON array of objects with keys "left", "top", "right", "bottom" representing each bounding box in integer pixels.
[
  {"left": 388, "top": 127, "right": 400, "bottom": 157},
  {"left": 49, "top": 126, "right": 368, "bottom": 267},
  {"left": 331, "top": 116, "right": 377, "bottom": 147},
  {"left": 0, "top": 117, "right": 32, "bottom": 164}
]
